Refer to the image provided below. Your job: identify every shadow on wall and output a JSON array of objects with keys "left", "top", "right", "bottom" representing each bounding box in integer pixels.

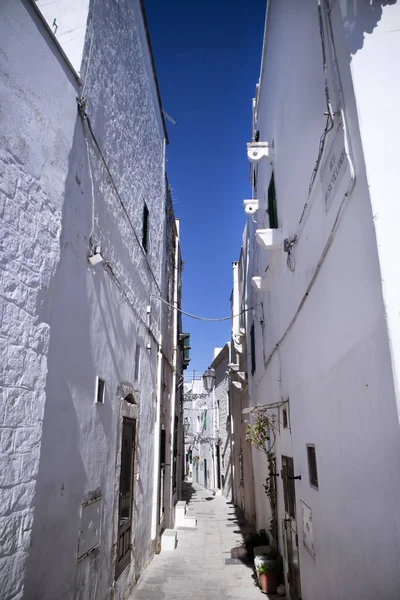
[
  {"left": 224, "top": 504, "right": 255, "bottom": 568},
  {"left": 23, "top": 114, "right": 125, "bottom": 598},
  {"left": 23, "top": 117, "right": 98, "bottom": 599},
  {"left": 340, "top": 0, "right": 397, "bottom": 54}
]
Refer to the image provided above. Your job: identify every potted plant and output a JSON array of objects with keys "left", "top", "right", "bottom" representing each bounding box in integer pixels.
[
  {"left": 245, "top": 410, "right": 279, "bottom": 544},
  {"left": 244, "top": 528, "right": 270, "bottom": 557},
  {"left": 255, "top": 549, "right": 282, "bottom": 594}
]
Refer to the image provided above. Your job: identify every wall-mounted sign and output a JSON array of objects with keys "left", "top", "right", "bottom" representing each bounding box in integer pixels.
[{"left": 320, "top": 122, "right": 350, "bottom": 213}]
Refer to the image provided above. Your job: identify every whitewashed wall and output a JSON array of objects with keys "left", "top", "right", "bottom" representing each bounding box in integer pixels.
[
  {"left": 184, "top": 379, "right": 215, "bottom": 490},
  {"left": 36, "top": 0, "right": 90, "bottom": 74},
  {"left": 211, "top": 345, "right": 231, "bottom": 498},
  {"left": 0, "top": 2, "right": 79, "bottom": 598},
  {"left": 1, "top": 0, "right": 171, "bottom": 599},
  {"left": 243, "top": 1, "right": 400, "bottom": 599}
]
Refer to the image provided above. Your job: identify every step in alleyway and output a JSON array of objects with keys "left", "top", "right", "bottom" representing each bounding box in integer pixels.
[{"left": 130, "top": 482, "right": 279, "bottom": 600}]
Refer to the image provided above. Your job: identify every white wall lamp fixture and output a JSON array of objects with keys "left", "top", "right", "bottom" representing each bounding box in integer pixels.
[
  {"left": 202, "top": 367, "right": 216, "bottom": 393},
  {"left": 251, "top": 276, "right": 269, "bottom": 292},
  {"left": 88, "top": 246, "right": 104, "bottom": 266},
  {"left": 243, "top": 199, "right": 260, "bottom": 215},
  {"left": 247, "top": 141, "right": 274, "bottom": 163},
  {"left": 255, "top": 228, "right": 283, "bottom": 251}
]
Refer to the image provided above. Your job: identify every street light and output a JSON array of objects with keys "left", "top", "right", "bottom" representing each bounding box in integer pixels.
[{"left": 202, "top": 367, "right": 216, "bottom": 393}]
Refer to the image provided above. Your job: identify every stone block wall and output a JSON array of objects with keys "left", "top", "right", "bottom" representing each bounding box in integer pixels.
[
  {"left": 0, "top": 146, "right": 69, "bottom": 597},
  {"left": 0, "top": 1, "right": 79, "bottom": 596}
]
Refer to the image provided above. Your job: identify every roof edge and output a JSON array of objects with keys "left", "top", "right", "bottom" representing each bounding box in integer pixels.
[{"left": 139, "top": 0, "right": 169, "bottom": 144}]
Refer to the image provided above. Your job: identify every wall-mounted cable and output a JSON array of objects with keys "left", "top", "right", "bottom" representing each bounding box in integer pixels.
[
  {"left": 77, "top": 99, "right": 163, "bottom": 295},
  {"left": 262, "top": 0, "right": 356, "bottom": 372}
]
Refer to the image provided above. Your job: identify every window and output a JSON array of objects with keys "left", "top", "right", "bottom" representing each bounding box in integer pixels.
[
  {"left": 96, "top": 377, "right": 105, "bottom": 404},
  {"left": 307, "top": 445, "right": 319, "bottom": 489},
  {"left": 134, "top": 344, "right": 140, "bottom": 381},
  {"left": 282, "top": 409, "right": 288, "bottom": 428},
  {"left": 250, "top": 322, "right": 256, "bottom": 376},
  {"left": 116, "top": 419, "right": 136, "bottom": 578},
  {"left": 142, "top": 202, "right": 149, "bottom": 252},
  {"left": 282, "top": 455, "right": 296, "bottom": 519},
  {"left": 267, "top": 172, "right": 278, "bottom": 229}
]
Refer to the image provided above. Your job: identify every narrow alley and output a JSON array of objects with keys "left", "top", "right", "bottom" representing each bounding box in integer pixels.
[{"left": 130, "top": 483, "right": 273, "bottom": 600}]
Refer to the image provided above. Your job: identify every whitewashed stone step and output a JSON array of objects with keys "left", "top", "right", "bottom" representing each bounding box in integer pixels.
[{"left": 161, "top": 529, "right": 177, "bottom": 552}]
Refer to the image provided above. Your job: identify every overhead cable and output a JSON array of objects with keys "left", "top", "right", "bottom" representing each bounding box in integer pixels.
[{"left": 152, "top": 294, "right": 261, "bottom": 322}]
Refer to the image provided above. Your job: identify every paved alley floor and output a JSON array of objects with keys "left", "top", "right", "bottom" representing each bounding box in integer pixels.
[{"left": 130, "top": 482, "right": 277, "bottom": 600}]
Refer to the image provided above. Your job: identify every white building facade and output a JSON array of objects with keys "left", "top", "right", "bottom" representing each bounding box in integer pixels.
[
  {"left": 0, "top": 1, "right": 183, "bottom": 599},
  {"left": 237, "top": 2, "right": 400, "bottom": 600}
]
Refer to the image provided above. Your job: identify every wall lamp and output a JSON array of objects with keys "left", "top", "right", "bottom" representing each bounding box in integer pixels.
[{"left": 202, "top": 367, "right": 216, "bottom": 393}]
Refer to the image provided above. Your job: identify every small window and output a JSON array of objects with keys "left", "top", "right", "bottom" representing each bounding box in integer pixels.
[
  {"left": 142, "top": 202, "right": 149, "bottom": 252},
  {"left": 134, "top": 344, "right": 140, "bottom": 381},
  {"left": 307, "top": 445, "right": 319, "bottom": 489},
  {"left": 96, "top": 377, "right": 105, "bottom": 404},
  {"left": 250, "top": 322, "right": 256, "bottom": 376},
  {"left": 282, "top": 409, "right": 288, "bottom": 428},
  {"left": 267, "top": 172, "right": 278, "bottom": 229}
]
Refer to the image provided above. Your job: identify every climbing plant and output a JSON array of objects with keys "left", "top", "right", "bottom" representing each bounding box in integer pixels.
[{"left": 245, "top": 410, "right": 278, "bottom": 545}]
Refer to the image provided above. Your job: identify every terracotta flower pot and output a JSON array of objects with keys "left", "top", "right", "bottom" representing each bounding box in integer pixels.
[{"left": 259, "top": 571, "right": 278, "bottom": 594}]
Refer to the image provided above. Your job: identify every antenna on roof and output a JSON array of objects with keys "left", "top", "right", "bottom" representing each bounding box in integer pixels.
[{"left": 162, "top": 109, "right": 177, "bottom": 126}]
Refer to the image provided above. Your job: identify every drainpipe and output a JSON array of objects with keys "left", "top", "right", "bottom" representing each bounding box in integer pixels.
[
  {"left": 232, "top": 262, "right": 241, "bottom": 355},
  {"left": 151, "top": 336, "right": 163, "bottom": 540},
  {"left": 212, "top": 386, "right": 217, "bottom": 490},
  {"left": 168, "top": 220, "right": 180, "bottom": 527}
]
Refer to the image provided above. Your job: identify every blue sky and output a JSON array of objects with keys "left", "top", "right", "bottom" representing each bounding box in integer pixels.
[{"left": 145, "top": 0, "right": 266, "bottom": 376}]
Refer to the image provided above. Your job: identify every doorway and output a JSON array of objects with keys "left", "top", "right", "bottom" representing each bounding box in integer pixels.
[
  {"left": 281, "top": 456, "right": 301, "bottom": 600},
  {"left": 116, "top": 419, "right": 136, "bottom": 579}
]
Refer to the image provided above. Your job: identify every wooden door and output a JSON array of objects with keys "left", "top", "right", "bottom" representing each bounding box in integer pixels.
[
  {"left": 116, "top": 419, "right": 136, "bottom": 579},
  {"left": 281, "top": 456, "right": 301, "bottom": 600}
]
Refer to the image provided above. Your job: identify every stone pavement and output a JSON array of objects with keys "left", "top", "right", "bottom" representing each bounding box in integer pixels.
[{"left": 130, "top": 482, "right": 278, "bottom": 600}]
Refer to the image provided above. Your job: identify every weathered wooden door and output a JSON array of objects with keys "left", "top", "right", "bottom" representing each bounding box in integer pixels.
[
  {"left": 281, "top": 456, "right": 301, "bottom": 600},
  {"left": 116, "top": 419, "right": 136, "bottom": 579}
]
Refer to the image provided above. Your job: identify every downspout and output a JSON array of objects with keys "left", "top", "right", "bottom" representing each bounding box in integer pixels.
[
  {"left": 168, "top": 219, "right": 180, "bottom": 526},
  {"left": 212, "top": 386, "right": 217, "bottom": 490},
  {"left": 232, "top": 262, "right": 241, "bottom": 356},
  {"left": 151, "top": 336, "right": 163, "bottom": 540}
]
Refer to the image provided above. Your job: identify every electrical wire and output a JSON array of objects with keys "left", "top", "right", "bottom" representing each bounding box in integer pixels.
[
  {"left": 82, "top": 119, "right": 96, "bottom": 247},
  {"left": 77, "top": 100, "right": 162, "bottom": 295},
  {"left": 151, "top": 293, "right": 261, "bottom": 322},
  {"left": 262, "top": 0, "right": 356, "bottom": 372},
  {"left": 284, "top": 0, "right": 335, "bottom": 272},
  {"left": 103, "top": 260, "right": 158, "bottom": 345}
]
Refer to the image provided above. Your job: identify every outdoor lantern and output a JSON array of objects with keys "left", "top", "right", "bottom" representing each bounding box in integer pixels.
[
  {"left": 202, "top": 367, "right": 216, "bottom": 393},
  {"left": 184, "top": 417, "right": 190, "bottom": 435}
]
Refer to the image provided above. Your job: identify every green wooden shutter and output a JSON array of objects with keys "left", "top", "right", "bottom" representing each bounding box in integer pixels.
[
  {"left": 142, "top": 202, "right": 149, "bottom": 252},
  {"left": 250, "top": 322, "right": 256, "bottom": 376},
  {"left": 267, "top": 172, "right": 278, "bottom": 229}
]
